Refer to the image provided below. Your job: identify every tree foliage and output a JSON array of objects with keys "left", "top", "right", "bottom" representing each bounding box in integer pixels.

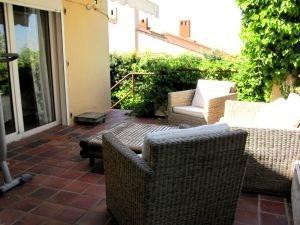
[
  {"left": 236, "top": 0, "right": 300, "bottom": 101},
  {"left": 111, "top": 53, "right": 238, "bottom": 116}
]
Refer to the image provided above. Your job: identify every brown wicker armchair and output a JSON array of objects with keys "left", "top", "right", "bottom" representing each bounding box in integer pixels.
[
  {"left": 102, "top": 126, "right": 248, "bottom": 225},
  {"left": 223, "top": 100, "right": 300, "bottom": 196},
  {"left": 168, "top": 80, "right": 237, "bottom": 126}
]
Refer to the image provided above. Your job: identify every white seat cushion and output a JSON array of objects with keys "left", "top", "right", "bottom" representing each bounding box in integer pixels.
[
  {"left": 173, "top": 106, "right": 205, "bottom": 118},
  {"left": 142, "top": 123, "right": 230, "bottom": 161},
  {"left": 192, "top": 80, "right": 235, "bottom": 108}
]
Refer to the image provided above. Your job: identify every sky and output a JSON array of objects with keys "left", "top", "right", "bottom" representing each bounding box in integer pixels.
[{"left": 141, "top": 0, "right": 243, "bottom": 54}]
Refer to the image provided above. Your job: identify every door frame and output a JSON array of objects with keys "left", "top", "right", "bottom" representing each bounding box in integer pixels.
[{"left": 2, "top": 3, "right": 65, "bottom": 143}]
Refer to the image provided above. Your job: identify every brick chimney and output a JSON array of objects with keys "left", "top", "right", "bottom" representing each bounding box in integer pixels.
[
  {"left": 179, "top": 20, "right": 191, "bottom": 39},
  {"left": 139, "top": 18, "right": 150, "bottom": 30}
]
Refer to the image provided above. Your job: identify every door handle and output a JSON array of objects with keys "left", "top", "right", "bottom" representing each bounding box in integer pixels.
[{"left": 0, "top": 53, "right": 19, "bottom": 63}]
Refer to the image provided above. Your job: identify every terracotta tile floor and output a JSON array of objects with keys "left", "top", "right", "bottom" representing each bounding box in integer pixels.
[{"left": 0, "top": 110, "right": 294, "bottom": 225}]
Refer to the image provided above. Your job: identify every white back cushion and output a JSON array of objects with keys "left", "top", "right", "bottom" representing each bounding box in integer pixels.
[
  {"left": 255, "top": 95, "right": 300, "bottom": 128},
  {"left": 142, "top": 123, "right": 230, "bottom": 161},
  {"left": 192, "top": 80, "right": 235, "bottom": 108}
]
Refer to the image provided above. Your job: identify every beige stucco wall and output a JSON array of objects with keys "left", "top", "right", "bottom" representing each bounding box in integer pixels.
[
  {"left": 270, "top": 75, "right": 296, "bottom": 101},
  {"left": 63, "top": 0, "right": 111, "bottom": 123}
]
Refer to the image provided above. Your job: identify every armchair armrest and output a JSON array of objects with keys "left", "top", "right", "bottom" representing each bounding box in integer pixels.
[
  {"left": 206, "top": 93, "right": 237, "bottom": 124},
  {"left": 102, "top": 132, "right": 154, "bottom": 222},
  {"left": 168, "top": 89, "right": 195, "bottom": 111},
  {"left": 103, "top": 132, "right": 154, "bottom": 184}
]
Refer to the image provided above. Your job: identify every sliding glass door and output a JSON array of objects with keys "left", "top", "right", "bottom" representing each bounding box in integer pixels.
[
  {"left": 0, "top": 2, "right": 59, "bottom": 139},
  {"left": 13, "top": 6, "right": 56, "bottom": 131},
  {"left": 0, "top": 4, "right": 15, "bottom": 134}
]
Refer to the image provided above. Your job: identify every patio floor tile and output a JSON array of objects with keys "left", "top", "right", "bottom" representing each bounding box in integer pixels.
[
  {"left": 56, "top": 207, "right": 86, "bottom": 224},
  {"left": 82, "top": 184, "right": 106, "bottom": 198},
  {"left": 49, "top": 191, "right": 79, "bottom": 205},
  {"left": 42, "top": 166, "right": 67, "bottom": 176},
  {"left": 77, "top": 173, "right": 104, "bottom": 184},
  {"left": 62, "top": 181, "right": 90, "bottom": 193},
  {"left": 235, "top": 209, "right": 259, "bottom": 225},
  {"left": 0, "top": 209, "right": 24, "bottom": 225},
  {"left": 29, "top": 187, "right": 58, "bottom": 201},
  {"left": 28, "top": 164, "right": 49, "bottom": 174},
  {"left": 260, "top": 213, "right": 288, "bottom": 225},
  {"left": 260, "top": 200, "right": 286, "bottom": 215},
  {"left": 11, "top": 184, "right": 39, "bottom": 197},
  {"left": 31, "top": 202, "right": 64, "bottom": 218},
  {"left": 0, "top": 195, "right": 21, "bottom": 209},
  {"left": 58, "top": 171, "right": 85, "bottom": 180},
  {"left": 237, "top": 194, "right": 258, "bottom": 212},
  {"left": 14, "top": 197, "right": 42, "bottom": 212},
  {"left": 12, "top": 214, "right": 46, "bottom": 225},
  {"left": 69, "top": 194, "right": 102, "bottom": 210},
  {"left": 44, "top": 177, "right": 73, "bottom": 189},
  {"left": 29, "top": 175, "right": 51, "bottom": 187},
  {"left": 260, "top": 195, "right": 285, "bottom": 203},
  {"left": 0, "top": 110, "right": 295, "bottom": 225},
  {"left": 75, "top": 211, "right": 111, "bottom": 225},
  {"left": 43, "top": 221, "right": 68, "bottom": 225}
]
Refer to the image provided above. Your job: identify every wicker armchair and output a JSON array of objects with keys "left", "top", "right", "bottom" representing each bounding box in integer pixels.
[
  {"left": 102, "top": 128, "right": 248, "bottom": 225},
  {"left": 223, "top": 100, "right": 300, "bottom": 196},
  {"left": 168, "top": 80, "right": 237, "bottom": 126}
]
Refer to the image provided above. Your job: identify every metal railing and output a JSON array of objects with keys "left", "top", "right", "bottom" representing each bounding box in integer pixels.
[
  {"left": 111, "top": 72, "right": 155, "bottom": 109},
  {"left": 110, "top": 69, "right": 237, "bottom": 109}
]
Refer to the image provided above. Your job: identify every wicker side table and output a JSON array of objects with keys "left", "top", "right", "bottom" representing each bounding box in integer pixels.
[{"left": 80, "top": 122, "right": 177, "bottom": 166}]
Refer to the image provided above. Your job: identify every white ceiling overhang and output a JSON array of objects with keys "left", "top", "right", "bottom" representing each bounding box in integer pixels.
[
  {"left": 111, "top": 0, "right": 159, "bottom": 17},
  {"left": 0, "top": 0, "right": 62, "bottom": 12}
]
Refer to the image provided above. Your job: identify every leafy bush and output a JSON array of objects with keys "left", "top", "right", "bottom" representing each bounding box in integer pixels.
[
  {"left": 236, "top": 0, "right": 300, "bottom": 101},
  {"left": 111, "top": 53, "right": 238, "bottom": 116}
]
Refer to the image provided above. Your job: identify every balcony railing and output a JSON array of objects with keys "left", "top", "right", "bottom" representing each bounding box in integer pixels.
[{"left": 111, "top": 72, "right": 155, "bottom": 108}]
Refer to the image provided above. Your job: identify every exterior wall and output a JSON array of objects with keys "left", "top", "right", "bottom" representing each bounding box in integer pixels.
[
  {"left": 138, "top": 32, "right": 195, "bottom": 55},
  {"left": 270, "top": 75, "right": 296, "bottom": 101},
  {"left": 109, "top": 2, "right": 137, "bottom": 53},
  {"left": 63, "top": 0, "right": 111, "bottom": 123}
]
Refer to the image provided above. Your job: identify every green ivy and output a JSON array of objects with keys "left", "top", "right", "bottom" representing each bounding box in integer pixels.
[{"left": 236, "top": 0, "right": 300, "bottom": 101}]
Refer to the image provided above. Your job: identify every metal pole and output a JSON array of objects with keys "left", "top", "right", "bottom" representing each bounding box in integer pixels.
[
  {"left": 132, "top": 74, "right": 135, "bottom": 97},
  {"left": 0, "top": 94, "right": 12, "bottom": 183}
]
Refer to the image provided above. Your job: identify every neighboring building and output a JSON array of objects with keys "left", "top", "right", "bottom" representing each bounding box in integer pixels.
[
  {"left": 0, "top": 0, "right": 145, "bottom": 142},
  {"left": 108, "top": 0, "right": 241, "bottom": 56},
  {"left": 137, "top": 18, "right": 215, "bottom": 56}
]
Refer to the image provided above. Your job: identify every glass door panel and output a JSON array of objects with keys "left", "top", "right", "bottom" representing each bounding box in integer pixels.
[
  {"left": 0, "top": 4, "right": 16, "bottom": 134},
  {"left": 13, "top": 6, "right": 55, "bottom": 131}
]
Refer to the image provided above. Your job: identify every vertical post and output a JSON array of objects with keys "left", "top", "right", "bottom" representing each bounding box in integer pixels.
[
  {"left": 0, "top": 94, "right": 12, "bottom": 183},
  {"left": 132, "top": 73, "right": 135, "bottom": 97}
]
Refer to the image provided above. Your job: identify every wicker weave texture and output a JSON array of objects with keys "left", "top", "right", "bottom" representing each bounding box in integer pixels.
[
  {"left": 168, "top": 89, "right": 237, "bottom": 125},
  {"left": 84, "top": 122, "right": 177, "bottom": 152},
  {"left": 224, "top": 100, "right": 300, "bottom": 196},
  {"left": 103, "top": 130, "right": 248, "bottom": 225}
]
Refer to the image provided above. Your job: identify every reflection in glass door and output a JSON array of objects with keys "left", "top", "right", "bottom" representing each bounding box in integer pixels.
[
  {"left": 0, "top": 4, "right": 15, "bottom": 134},
  {"left": 13, "top": 6, "right": 55, "bottom": 131},
  {"left": 0, "top": 3, "right": 59, "bottom": 138}
]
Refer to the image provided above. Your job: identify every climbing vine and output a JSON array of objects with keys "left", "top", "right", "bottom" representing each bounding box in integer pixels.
[{"left": 236, "top": 0, "right": 300, "bottom": 101}]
